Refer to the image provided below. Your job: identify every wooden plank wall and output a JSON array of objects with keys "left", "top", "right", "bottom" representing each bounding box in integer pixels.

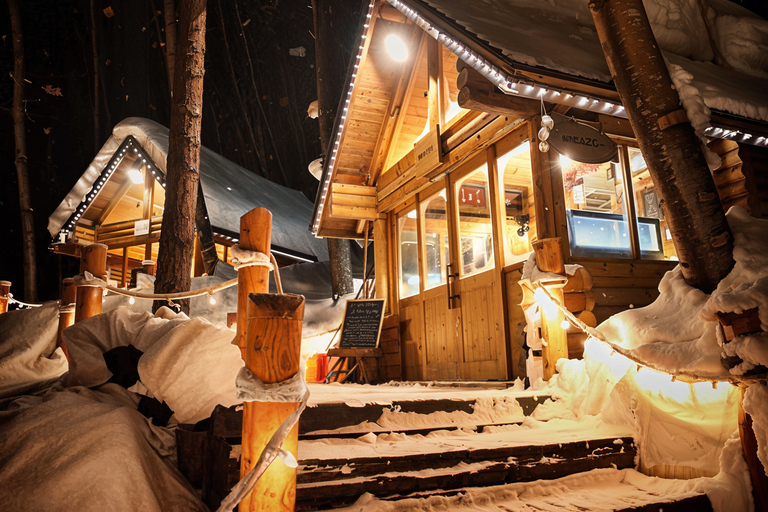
[
  {"left": 736, "top": 142, "right": 768, "bottom": 218},
  {"left": 581, "top": 260, "right": 675, "bottom": 324},
  {"left": 379, "top": 314, "right": 402, "bottom": 381}
]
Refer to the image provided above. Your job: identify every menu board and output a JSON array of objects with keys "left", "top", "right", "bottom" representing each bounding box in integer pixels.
[{"left": 338, "top": 299, "right": 386, "bottom": 348}]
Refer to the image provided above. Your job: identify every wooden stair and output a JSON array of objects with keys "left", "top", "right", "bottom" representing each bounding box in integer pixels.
[{"left": 177, "top": 386, "right": 714, "bottom": 511}]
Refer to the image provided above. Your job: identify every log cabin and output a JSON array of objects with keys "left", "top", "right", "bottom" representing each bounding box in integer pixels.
[
  {"left": 48, "top": 117, "right": 327, "bottom": 287},
  {"left": 310, "top": 0, "right": 768, "bottom": 381}
]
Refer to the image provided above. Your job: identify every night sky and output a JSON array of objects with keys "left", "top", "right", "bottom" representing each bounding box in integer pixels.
[{"left": 1, "top": 0, "right": 765, "bottom": 303}]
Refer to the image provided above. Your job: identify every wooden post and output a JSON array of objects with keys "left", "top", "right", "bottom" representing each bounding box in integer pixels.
[
  {"left": 240, "top": 292, "right": 304, "bottom": 512},
  {"left": 533, "top": 238, "right": 568, "bottom": 380},
  {"left": 235, "top": 208, "right": 272, "bottom": 358},
  {"left": 739, "top": 384, "right": 768, "bottom": 512},
  {"left": 142, "top": 260, "right": 156, "bottom": 277},
  {"left": 57, "top": 278, "right": 77, "bottom": 359},
  {"left": 0, "top": 281, "right": 11, "bottom": 314},
  {"left": 75, "top": 243, "right": 108, "bottom": 323}
]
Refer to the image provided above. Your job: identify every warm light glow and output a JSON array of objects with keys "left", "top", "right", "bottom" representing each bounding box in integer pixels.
[
  {"left": 385, "top": 34, "right": 409, "bottom": 62},
  {"left": 209, "top": 295, "right": 216, "bottom": 305},
  {"left": 129, "top": 297, "right": 135, "bottom": 305},
  {"left": 560, "top": 319, "right": 570, "bottom": 329},
  {"left": 559, "top": 154, "right": 572, "bottom": 167},
  {"left": 128, "top": 169, "right": 144, "bottom": 184}
]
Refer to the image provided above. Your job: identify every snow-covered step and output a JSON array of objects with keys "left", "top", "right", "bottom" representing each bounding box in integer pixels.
[
  {"left": 294, "top": 419, "right": 638, "bottom": 510},
  {"left": 325, "top": 468, "right": 714, "bottom": 512}
]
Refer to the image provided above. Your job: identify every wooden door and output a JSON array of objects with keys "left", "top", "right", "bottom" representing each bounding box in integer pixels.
[{"left": 448, "top": 157, "right": 507, "bottom": 380}]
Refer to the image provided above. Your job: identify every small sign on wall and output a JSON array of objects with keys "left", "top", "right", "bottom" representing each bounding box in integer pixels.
[
  {"left": 573, "top": 183, "right": 586, "bottom": 205},
  {"left": 412, "top": 125, "right": 442, "bottom": 177},
  {"left": 134, "top": 219, "right": 150, "bottom": 236}
]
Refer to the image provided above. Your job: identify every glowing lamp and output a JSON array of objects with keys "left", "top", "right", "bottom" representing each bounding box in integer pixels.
[
  {"left": 385, "top": 34, "right": 408, "bottom": 62},
  {"left": 128, "top": 169, "right": 144, "bottom": 184}
]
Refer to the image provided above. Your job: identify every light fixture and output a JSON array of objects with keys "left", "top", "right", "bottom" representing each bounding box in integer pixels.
[
  {"left": 385, "top": 34, "right": 408, "bottom": 62},
  {"left": 128, "top": 169, "right": 144, "bottom": 184}
]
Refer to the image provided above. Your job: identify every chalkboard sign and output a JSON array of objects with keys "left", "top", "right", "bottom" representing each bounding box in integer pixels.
[{"left": 338, "top": 299, "right": 386, "bottom": 348}]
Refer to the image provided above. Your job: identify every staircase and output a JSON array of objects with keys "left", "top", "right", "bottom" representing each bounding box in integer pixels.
[{"left": 177, "top": 383, "right": 714, "bottom": 511}]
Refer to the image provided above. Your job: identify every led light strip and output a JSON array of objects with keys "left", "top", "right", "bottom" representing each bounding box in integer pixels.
[
  {"left": 388, "top": 0, "right": 627, "bottom": 118},
  {"left": 311, "top": 0, "right": 377, "bottom": 235},
  {"left": 704, "top": 125, "right": 768, "bottom": 147}
]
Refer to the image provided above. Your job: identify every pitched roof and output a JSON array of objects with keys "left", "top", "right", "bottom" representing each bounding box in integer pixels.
[{"left": 49, "top": 117, "right": 328, "bottom": 262}]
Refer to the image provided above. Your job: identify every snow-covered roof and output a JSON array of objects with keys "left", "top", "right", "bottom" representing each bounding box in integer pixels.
[
  {"left": 410, "top": 0, "right": 768, "bottom": 124},
  {"left": 48, "top": 118, "right": 328, "bottom": 262}
]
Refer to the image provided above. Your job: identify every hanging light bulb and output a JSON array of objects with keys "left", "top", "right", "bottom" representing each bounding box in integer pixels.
[
  {"left": 129, "top": 297, "right": 135, "bottom": 305},
  {"left": 538, "top": 126, "right": 550, "bottom": 141},
  {"left": 209, "top": 294, "right": 216, "bottom": 305},
  {"left": 541, "top": 114, "right": 554, "bottom": 129},
  {"left": 560, "top": 319, "right": 570, "bottom": 329}
]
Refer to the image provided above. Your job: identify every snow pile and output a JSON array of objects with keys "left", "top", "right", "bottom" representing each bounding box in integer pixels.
[
  {"left": 711, "top": 11, "right": 768, "bottom": 79},
  {"left": 0, "top": 301, "right": 67, "bottom": 399},
  {"left": 643, "top": 0, "right": 713, "bottom": 61},
  {"left": 599, "top": 206, "right": 768, "bottom": 379},
  {"left": 64, "top": 306, "right": 243, "bottom": 423},
  {"left": 0, "top": 383, "right": 207, "bottom": 512}
]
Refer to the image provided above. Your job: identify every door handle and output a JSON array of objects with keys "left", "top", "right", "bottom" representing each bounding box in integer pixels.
[{"left": 446, "top": 264, "right": 460, "bottom": 309}]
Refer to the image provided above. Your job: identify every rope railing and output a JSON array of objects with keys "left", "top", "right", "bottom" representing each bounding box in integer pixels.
[{"left": 529, "top": 281, "right": 763, "bottom": 385}]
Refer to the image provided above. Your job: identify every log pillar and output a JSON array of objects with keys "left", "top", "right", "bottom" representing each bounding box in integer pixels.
[
  {"left": 240, "top": 292, "right": 304, "bottom": 512},
  {"left": 57, "top": 277, "right": 77, "bottom": 359},
  {"left": 75, "top": 243, "right": 108, "bottom": 323},
  {"left": 533, "top": 238, "right": 568, "bottom": 380},
  {"left": 235, "top": 208, "right": 272, "bottom": 359},
  {"left": 739, "top": 384, "right": 768, "bottom": 512},
  {"left": 0, "top": 281, "right": 10, "bottom": 314}
]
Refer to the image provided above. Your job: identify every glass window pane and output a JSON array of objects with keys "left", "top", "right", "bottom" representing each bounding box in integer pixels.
[
  {"left": 627, "top": 147, "right": 677, "bottom": 261},
  {"left": 498, "top": 141, "right": 535, "bottom": 264},
  {"left": 398, "top": 209, "right": 419, "bottom": 298},
  {"left": 456, "top": 165, "right": 494, "bottom": 276},
  {"left": 421, "top": 190, "right": 449, "bottom": 289},
  {"left": 562, "top": 154, "right": 631, "bottom": 258}
]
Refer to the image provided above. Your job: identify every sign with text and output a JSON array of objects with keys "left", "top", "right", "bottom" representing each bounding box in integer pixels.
[
  {"left": 549, "top": 112, "right": 618, "bottom": 164},
  {"left": 412, "top": 125, "right": 442, "bottom": 177},
  {"left": 459, "top": 184, "right": 487, "bottom": 207},
  {"left": 134, "top": 219, "right": 150, "bottom": 236},
  {"left": 338, "top": 299, "right": 386, "bottom": 348}
]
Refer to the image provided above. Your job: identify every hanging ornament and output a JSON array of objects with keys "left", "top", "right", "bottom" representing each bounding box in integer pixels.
[
  {"left": 541, "top": 114, "right": 554, "bottom": 129},
  {"left": 538, "top": 126, "right": 550, "bottom": 141},
  {"left": 539, "top": 140, "right": 549, "bottom": 152},
  {"left": 538, "top": 95, "right": 551, "bottom": 153}
]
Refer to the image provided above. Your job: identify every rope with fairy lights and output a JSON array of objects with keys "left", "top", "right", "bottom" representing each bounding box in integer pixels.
[
  {"left": 69, "top": 246, "right": 283, "bottom": 309},
  {"left": 529, "top": 282, "right": 765, "bottom": 385},
  {"left": 6, "top": 295, "right": 43, "bottom": 309}
]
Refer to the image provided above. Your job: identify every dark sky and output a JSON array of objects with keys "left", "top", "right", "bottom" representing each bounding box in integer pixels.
[{"left": 0, "top": 0, "right": 765, "bottom": 302}]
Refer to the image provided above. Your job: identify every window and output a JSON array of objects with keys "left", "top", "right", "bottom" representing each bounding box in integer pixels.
[
  {"left": 627, "top": 147, "right": 677, "bottom": 260},
  {"left": 398, "top": 208, "right": 419, "bottom": 298},
  {"left": 497, "top": 141, "right": 535, "bottom": 264},
  {"left": 456, "top": 164, "right": 494, "bottom": 276},
  {"left": 421, "top": 190, "right": 449, "bottom": 289},
  {"left": 561, "top": 146, "right": 671, "bottom": 260}
]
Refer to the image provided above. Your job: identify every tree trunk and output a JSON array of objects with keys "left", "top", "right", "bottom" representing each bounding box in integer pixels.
[
  {"left": 163, "top": 0, "right": 177, "bottom": 95},
  {"left": 313, "top": 0, "right": 354, "bottom": 298},
  {"left": 589, "top": 0, "right": 734, "bottom": 293},
  {"left": 89, "top": 0, "right": 100, "bottom": 153},
  {"left": 8, "top": 0, "right": 38, "bottom": 302},
  {"left": 153, "top": 0, "right": 207, "bottom": 314}
]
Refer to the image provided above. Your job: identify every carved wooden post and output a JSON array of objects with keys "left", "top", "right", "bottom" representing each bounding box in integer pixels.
[
  {"left": 533, "top": 238, "right": 568, "bottom": 380},
  {"left": 235, "top": 208, "right": 273, "bottom": 359},
  {"left": 240, "top": 292, "right": 304, "bottom": 512},
  {"left": 75, "top": 243, "right": 108, "bottom": 323},
  {"left": 57, "top": 278, "right": 77, "bottom": 359},
  {"left": 0, "top": 281, "right": 10, "bottom": 314}
]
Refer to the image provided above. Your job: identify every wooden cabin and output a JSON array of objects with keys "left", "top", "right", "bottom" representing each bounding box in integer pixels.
[
  {"left": 49, "top": 117, "right": 327, "bottom": 286},
  {"left": 310, "top": 0, "right": 768, "bottom": 381}
]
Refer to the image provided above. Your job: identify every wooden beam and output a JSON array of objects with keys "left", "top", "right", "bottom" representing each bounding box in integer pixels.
[
  {"left": 95, "top": 176, "right": 134, "bottom": 226},
  {"left": 427, "top": 37, "right": 441, "bottom": 127},
  {"left": 457, "top": 86, "right": 540, "bottom": 119}
]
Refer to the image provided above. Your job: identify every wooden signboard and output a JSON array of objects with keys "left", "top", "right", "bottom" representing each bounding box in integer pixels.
[
  {"left": 412, "top": 125, "right": 442, "bottom": 177},
  {"left": 338, "top": 299, "right": 386, "bottom": 348},
  {"left": 549, "top": 112, "right": 618, "bottom": 164}
]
